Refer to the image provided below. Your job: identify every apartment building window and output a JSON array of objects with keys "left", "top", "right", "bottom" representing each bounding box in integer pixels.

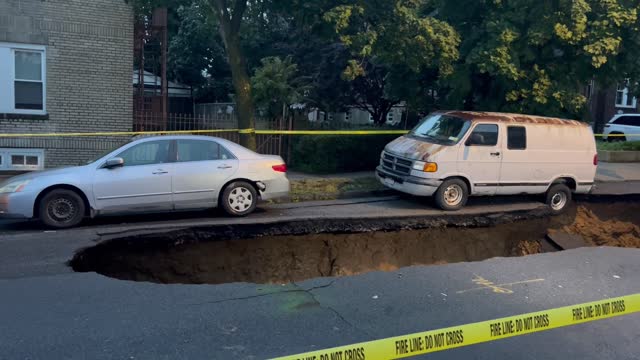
[
  {"left": 0, "top": 148, "right": 45, "bottom": 171},
  {"left": 0, "top": 43, "right": 46, "bottom": 115},
  {"left": 616, "top": 80, "right": 637, "bottom": 109}
]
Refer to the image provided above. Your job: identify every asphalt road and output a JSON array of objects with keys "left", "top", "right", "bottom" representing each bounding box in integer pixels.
[
  {"left": 0, "top": 247, "right": 638, "bottom": 360},
  {"left": 0, "top": 194, "right": 554, "bottom": 280},
  {"left": 1, "top": 184, "right": 639, "bottom": 359}
]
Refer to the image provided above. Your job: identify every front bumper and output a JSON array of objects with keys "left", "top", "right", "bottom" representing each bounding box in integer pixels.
[
  {"left": 0, "top": 192, "right": 36, "bottom": 219},
  {"left": 376, "top": 166, "right": 442, "bottom": 196}
]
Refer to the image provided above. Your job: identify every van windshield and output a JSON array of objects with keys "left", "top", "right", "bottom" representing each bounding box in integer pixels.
[{"left": 410, "top": 114, "right": 471, "bottom": 145}]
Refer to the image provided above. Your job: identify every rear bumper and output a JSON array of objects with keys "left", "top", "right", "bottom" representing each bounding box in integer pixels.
[
  {"left": 376, "top": 166, "right": 442, "bottom": 196},
  {"left": 259, "top": 177, "right": 290, "bottom": 201}
]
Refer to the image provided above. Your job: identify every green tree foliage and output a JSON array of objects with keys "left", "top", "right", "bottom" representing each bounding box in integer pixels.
[
  {"left": 323, "top": 0, "right": 461, "bottom": 124},
  {"left": 431, "top": 0, "right": 640, "bottom": 119},
  {"left": 251, "top": 56, "right": 310, "bottom": 119},
  {"left": 168, "top": 2, "right": 233, "bottom": 102}
]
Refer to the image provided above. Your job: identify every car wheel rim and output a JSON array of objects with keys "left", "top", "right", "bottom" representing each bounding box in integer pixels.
[
  {"left": 443, "top": 184, "right": 463, "bottom": 206},
  {"left": 47, "top": 197, "right": 77, "bottom": 223},
  {"left": 228, "top": 187, "right": 253, "bottom": 213},
  {"left": 550, "top": 192, "right": 567, "bottom": 211}
]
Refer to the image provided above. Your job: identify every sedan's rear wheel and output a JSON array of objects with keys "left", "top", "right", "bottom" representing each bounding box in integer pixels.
[
  {"left": 221, "top": 181, "right": 257, "bottom": 216},
  {"left": 39, "top": 189, "right": 85, "bottom": 228}
]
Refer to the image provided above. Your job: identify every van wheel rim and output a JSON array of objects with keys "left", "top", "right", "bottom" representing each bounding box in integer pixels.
[
  {"left": 443, "top": 184, "right": 463, "bottom": 206},
  {"left": 48, "top": 197, "right": 76, "bottom": 222},
  {"left": 551, "top": 192, "right": 567, "bottom": 210},
  {"left": 228, "top": 187, "right": 253, "bottom": 213}
]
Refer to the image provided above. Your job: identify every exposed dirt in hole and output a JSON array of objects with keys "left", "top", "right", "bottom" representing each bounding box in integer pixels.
[
  {"left": 552, "top": 202, "right": 640, "bottom": 247},
  {"left": 71, "top": 201, "right": 640, "bottom": 285}
]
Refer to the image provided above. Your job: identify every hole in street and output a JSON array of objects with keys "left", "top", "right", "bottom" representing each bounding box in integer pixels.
[{"left": 70, "top": 201, "right": 640, "bottom": 285}]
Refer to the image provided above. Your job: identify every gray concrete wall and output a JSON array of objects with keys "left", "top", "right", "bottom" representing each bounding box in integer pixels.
[{"left": 0, "top": 0, "right": 133, "bottom": 168}]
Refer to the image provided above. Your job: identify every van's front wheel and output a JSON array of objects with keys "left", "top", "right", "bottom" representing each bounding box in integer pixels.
[
  {"left": 545, "top": 184, "right": 572, "bottom": 214},
  {"left": 434, "top": 179, "right": 469, "bottom": 211}
]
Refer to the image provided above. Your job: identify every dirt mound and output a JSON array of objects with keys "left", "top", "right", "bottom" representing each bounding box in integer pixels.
[{"left": 558, "top": 206, "right": 640, "bottom": 248}]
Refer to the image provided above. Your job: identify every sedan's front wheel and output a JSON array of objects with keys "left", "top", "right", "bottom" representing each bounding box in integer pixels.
[
  {"left": 39, "top": 189, "right": 86, "bottom": 228},
  {"left": 221, "top": 181, "right": 257, "bottom": 217}
]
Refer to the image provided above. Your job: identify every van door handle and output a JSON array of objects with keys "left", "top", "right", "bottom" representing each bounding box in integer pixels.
[
  {"left": 152, "top": 170, "right": 168, "bottom": 174},
  {"left": 490, "top": 152, "right": 501, "bottom": 157},
  {"left": 217, "top": 165, "right": 233, "bottom": 169}
]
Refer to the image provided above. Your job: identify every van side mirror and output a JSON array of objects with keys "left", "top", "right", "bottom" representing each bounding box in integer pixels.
[{"left": 104, "top": 157, "right": 124, "bottom": 169}]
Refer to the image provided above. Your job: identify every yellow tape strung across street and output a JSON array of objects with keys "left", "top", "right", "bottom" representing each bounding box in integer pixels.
[
  {"left": 0, "top": 129, "right": 632, "bottom": 137},
  {"left": 272, "top": 294, "right": 640, "bottom": 360}
]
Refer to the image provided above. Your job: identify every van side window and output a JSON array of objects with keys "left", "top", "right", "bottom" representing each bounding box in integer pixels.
[
  {"left": 467, "top": 124, "right": 498, "bottom": 146},
  {"left": 507, "top": 126, "right": 527, "bottom": 150}
]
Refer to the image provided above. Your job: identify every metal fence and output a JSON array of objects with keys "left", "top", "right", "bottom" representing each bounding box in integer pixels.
[{"left": 134, "top": 112, "right": 287, "bottom": 157}]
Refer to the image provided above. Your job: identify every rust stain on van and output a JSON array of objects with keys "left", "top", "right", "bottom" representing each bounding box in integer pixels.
[
  {"left": 386, "top": 136, "right": 444, "bottom": 161},
  {"left": 443, "top": 111, "right": 586, "bottom": 127}
]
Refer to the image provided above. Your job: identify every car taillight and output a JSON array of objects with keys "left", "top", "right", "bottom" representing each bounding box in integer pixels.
[
  {"left": 272, "top": 164, "right": 287, "bottom": 173},
  {"left": 593, "top": 154, "right": 598, "bottom": 166}
]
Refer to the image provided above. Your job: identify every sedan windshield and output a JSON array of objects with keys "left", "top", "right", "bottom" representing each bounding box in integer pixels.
[
  {"left": 410, "top": 114, "right": 471, "bottom": 145},
  {"left": 83, "top": 140, "right": 133, "bottom": 165}
]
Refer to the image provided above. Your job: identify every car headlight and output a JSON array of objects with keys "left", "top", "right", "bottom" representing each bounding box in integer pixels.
[
  {"left": 412, "top": 161, "right": 438, "bottom": 172},
  {"left": 0, "top": 180, "right": 31, "bottom": 193}
]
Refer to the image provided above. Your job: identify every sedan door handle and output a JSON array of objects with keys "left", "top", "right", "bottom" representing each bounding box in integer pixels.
[
  {"left": 490, "top": 152, "right": 501, "bottom": 157},
  {"left": 152, "top": 170, "right": 169, "bottom": 175},
  {"left": 217, "top": 165, "right": 233, "bottom": 169}
]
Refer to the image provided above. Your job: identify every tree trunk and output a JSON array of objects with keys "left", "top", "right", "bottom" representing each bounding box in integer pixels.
[
  {"left": 225, "top": 36, "right": 256, "bottom": 150},
  {"left": 213, "top": 0, "right": 256, "bottom": 150}
]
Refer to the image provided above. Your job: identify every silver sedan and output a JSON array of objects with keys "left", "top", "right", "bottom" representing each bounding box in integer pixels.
[{"left": 0, "top": 135, "right": 290, "bottom": 228}]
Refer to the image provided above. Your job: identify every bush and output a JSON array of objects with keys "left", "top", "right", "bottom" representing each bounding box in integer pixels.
[
  {"left": 290, "top": 135, "right": 400, "bottom": 173},
  {"left": 597, "top": 141, "right": 640, "bottom": 151}
]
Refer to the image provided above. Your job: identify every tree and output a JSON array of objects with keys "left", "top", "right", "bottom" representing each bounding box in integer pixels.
[
  {"left": 251, "top": 56, "right": 309, "bottom": 120},
  {"left": 131, "top": 0, "right": 260, "bottom": 149},
  {"left": 431, "top": 0, "right": 640, "bottom": 120},
  {"left": 205, "top": 0, "right": 256, "bottom": 149},
  {"left": 323, "top": 0, "right": 461, "bottom": 124},
  {"left": 168, "top": 2, "right": 233, "bottom": 102}
]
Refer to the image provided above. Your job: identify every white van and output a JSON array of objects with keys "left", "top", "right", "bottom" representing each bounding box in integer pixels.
[{"left": 376, "top": 111, "right": 598, "bottom": 213}]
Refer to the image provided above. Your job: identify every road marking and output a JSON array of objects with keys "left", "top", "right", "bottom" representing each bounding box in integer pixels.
[{"left": 455, "top": 274, "right": 545, "bottom": 294}]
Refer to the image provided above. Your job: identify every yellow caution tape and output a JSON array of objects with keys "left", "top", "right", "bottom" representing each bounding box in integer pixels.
[
  {"left": 272, "top": 293, "right": 640, "bottom": 360},
  {"left": 0, "top": 129, "right": 633, "bottom": 137},
  {"left": 254, "top": 130, "right": 410, "bottom": 135}
]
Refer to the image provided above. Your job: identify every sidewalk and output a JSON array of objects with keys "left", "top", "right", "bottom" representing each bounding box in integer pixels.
[{"left": 595, "top": 162, "right": 640, "bottom": 182}]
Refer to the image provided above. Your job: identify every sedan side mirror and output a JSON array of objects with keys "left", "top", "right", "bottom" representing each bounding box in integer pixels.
[{"left": 104, "top": 157, "right": 124, "bottom": 169}]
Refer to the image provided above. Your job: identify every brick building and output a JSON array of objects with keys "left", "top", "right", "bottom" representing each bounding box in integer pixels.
[{"left": 0, "top": 0, "right": 133, "bottom": 171}]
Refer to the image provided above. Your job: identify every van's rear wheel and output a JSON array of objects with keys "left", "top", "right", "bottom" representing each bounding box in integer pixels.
[
  {"left": 545, "top": 184, "right": 571, "bottom": 214},
  {"left": 434, "top": 179, "right": 468, "bottom": 211}
]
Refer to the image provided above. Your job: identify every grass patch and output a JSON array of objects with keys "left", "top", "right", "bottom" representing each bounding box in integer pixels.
[
  {"left": 288, "top": 177, "right": 385, "bottom": 202},
  {"left": 597, "top": 141, "right": 640, "bottom": 151}
]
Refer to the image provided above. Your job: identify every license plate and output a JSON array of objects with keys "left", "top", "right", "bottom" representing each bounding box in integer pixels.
[{"left": 384, "top": 177, "right": 396, "bottom": 186}]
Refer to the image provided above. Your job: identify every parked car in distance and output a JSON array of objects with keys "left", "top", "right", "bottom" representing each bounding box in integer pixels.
[
  {"left": 377, "top": 111, "right": 597, "bottom": 213},
  {"left": 0, "top": 135, "right": 290, "bottom": 228},
  {"left": 603, "top": 113, "right": 640, "bottom": 142}
]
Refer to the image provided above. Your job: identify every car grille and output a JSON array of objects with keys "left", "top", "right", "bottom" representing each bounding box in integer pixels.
[{"left": 381, "top": 152, "right": 412, "bottom": 175}]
